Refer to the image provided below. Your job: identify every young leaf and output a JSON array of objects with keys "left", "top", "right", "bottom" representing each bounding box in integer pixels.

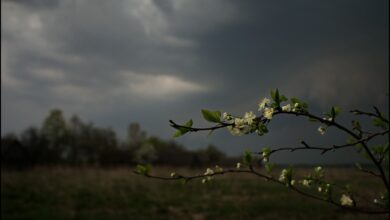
[
  {"left": 265, "top": 163, "right": 275, "bottom": 173},
  {"left": 270, "top": 89, "right": 280, "bottom": 105},
  {"left": 201, "top": 109, "right": 222, "bottom": 123},
  {"left": 173, "top": 119, "right": 193, "bottom": 138},
  {"left": 331, "top": 106, "right": 341, "bottom": 118},
  {"left": 290, "top": 97, "right": 300, "bottom": 104},
  {"left": 243, "top": 150, "right": 253, "bottom": 165},
  {"left": 270, "top": 89, "right": 276, "bottom": 101},
  {"left": 135, "top": 164, "right": 151, "bottom": 176},
  {"left": 351, "top": 120, "right": 361, "bottom": 131},
  {"left": 372, "top": 117, "right": 387, "bottom": 129},
  {"left": 280, "top": 95, "right": 288, "bottom": 102}
]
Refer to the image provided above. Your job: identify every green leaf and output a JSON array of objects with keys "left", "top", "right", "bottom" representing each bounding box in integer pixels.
[
  {"left": 333, "top": 106, "right": 341, "bottom": 116},
  {"left": 135, "top": 164, "right": 151, "bottom": 176},
  {"left": 270, "top": 89, "right": 276, "bottom": 100},
  {"left": 243, "top": 150, "right": 252, "bottom": 165},
  {"left": 280, "top": 95, "right": 288, "bottom": 102},
  {"left": 290, "top": 97, "right": 300, "bottom": 104},
  {"left": 351, "top": 120, "right": 361, "bottom": 131},
  {"left": 173, "top": 119, "right": 193, "bottom": 138},
  {"left": 270, "top": 89, "right": 280, "bottom": 105},
  {"left": 201, "top": 109, "right": 221, "bottom": 123},
  {"left": 372, "top": 117, "right": 387, "bottom": 129},
  {"left": 265, "top": 163, "right": 275, "bottom": 173},
  {"left": 331, "top": 106, "right": 341, "bottom": 118}
]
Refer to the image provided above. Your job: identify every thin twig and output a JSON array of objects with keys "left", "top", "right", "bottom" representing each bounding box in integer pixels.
[{"left": 134, "top": 169, "right": 389, "bottom": 214}]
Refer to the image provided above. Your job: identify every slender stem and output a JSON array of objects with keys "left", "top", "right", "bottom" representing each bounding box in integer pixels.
[{"left": 350, "top": 107, "right": 389, "bottom": 123}]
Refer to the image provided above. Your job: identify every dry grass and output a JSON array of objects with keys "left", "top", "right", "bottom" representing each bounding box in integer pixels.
[{"left": 1, "top": 166, "right": 388, "bottom": 220}]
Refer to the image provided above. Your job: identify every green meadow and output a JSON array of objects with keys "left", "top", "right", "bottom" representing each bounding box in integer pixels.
[{"left": 1, "top": 167, "right": 388, "bottom": 220}]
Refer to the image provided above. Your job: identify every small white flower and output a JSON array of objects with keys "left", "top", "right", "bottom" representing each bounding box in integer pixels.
[
  {"left": 279, "top": 169, "right": 288, "bottom": 182},
  {"left": 202, "top": 178, "right": 207, "bottom": 184},
  {"left": 234, "top": 118, "right": 245, "bottom": 126},
  {"left": 290, "top": 180, "right": 295, "bottom": 186},
  {"left": 314, "top": 166, "right": 322, "bottom": 173},
  {"left": 262, "top": 151, "right": 269, "bottom": 162},
  {"left": 340, "top": 194, "right": 354, "bottom": 206},
  {"left": 281, "top": 104, "right": 292, "bottom": 112},
  {"left": 236, "top": 162, "right": 241, "bottom": 169},
  {"left": 263, "top": 107, "right": 274, "bottom": 120},
  {"left": 318, "top": 186, "right": 323, "bottom": 192},
  {"left": 318, "top": 126, "right": 326, "bottom": 135},
  {"left": 258, "top": 98, "right": 270, "bottom": 111},
  {"left": 204, "top": 168, "right": 214, "bottom": 175},
  {"left": 324, "top": 184, "right": 331, "bottom": 193},
  {"left": 302, "top": 179, "right": 311, "bottom": 187},
  {"left": 170, "top": 172, "right": 176, "bottom": 177},
  {"left": 244, "top": 111, "right": 256, "bottom": 125},
  {"left": 322, "top": 117, "right": 333, "bottom": 122},
  {"left": 228, "top": 126, "right": 243, "bottom": 136},
  {"left": 223, "top": 112, "right": 232, "bottom": 121},
  {"left": 373, "top": 199, "right": 379, "bottom": 204},
  {"left": 291, "top": 103, "right": 300, "bottom": 112}
]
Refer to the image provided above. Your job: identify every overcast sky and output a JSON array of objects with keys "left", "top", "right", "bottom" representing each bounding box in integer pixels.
[{"left": 2, "top": 0, "right": 389, "bottom": 163}]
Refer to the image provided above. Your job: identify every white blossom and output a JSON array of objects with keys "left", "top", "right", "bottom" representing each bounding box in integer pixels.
[
  {"left": 314, "top": 166, "right": 322, "bottom": 173},
  {"left": 258, "top": 98, "right": 270, "bottom": 111},
  {"left": 340, "top": 194, "right": 354, "bottom": 206},
  {"left": 322, "top": 117, "right": 333, "bottom": 122},
  {"left": 204, "top": 168, "right": 214, "bottom": 175},
  {"left": 223, "top": 112, "right": 232, "bottom": 121},
  {"left": 264, "top": 108, "right": 274, "bottom": 120},
  {"left": 234, "top": 118, "right": 246, "bottom": 126},
  {"left": 170, "top": 172, "right": 176, "bottom": 177},
  {"left": 302, "top": 179, "right": 312, "bottom": 187},
  {"left": 244, "top": 111, "right": 256, "bottom": 125},
  {"left": 281, "top": 104, "right": 292, "bottom": 112},
  {"left": 279, "top": 169, "right": 288, "bottom": 182},
  {"left": 292, "top": 102, "right": 299, "bottom": 112},
  {"left": 318, "top": 126, "right": 326, "bottom": 135},
  {"left": 227, "top": 126, "right": 243, "bottom": 136},
  {"left": 236, "top": 162, "right": 241, "bottom": 169}
]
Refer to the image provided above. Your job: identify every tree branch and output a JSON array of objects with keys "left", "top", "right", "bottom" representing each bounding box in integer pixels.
[
  {"left": 134, "top": 169, "right": 389, "bottom": 214},
  {"left": 350, "top": 107, "right": 389, "bottom": 124}
]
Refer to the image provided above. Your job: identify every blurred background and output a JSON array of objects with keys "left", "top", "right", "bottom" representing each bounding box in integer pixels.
[{"left": 1, "top": 0, "right": 389, "bottom": 219}]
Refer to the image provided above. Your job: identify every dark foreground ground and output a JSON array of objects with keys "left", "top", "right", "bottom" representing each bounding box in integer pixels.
[{"left": 1, "top": 167, "right": 388, "bottom": 220}]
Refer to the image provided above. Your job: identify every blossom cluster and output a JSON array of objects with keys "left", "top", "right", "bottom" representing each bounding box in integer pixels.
[
  {"left": 340, "top": 194, "right": 354, "bottom": 206},
  {"left": 278, "top": 168, "right": 294, "bottom": 186},
  {"left": 202, "top": 166, "right": 223, "bottom": 183}
]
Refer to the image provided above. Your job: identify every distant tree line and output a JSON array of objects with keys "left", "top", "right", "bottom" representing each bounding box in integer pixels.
[{"left": 1, "top": 109, "right": 236, "bottom": 169}]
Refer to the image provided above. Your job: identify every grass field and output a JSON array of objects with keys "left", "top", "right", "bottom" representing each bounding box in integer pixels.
[{"left": 1, "top": 166, "right": 388, "bottom": 220}]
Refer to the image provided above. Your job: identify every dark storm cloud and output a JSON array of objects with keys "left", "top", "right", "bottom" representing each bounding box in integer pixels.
[
  {"left": 4, "top": 0, "right": 60, "bottom": 9},
  {"left": 2, "top": 0, "right": 388, "bottom": 163}
]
